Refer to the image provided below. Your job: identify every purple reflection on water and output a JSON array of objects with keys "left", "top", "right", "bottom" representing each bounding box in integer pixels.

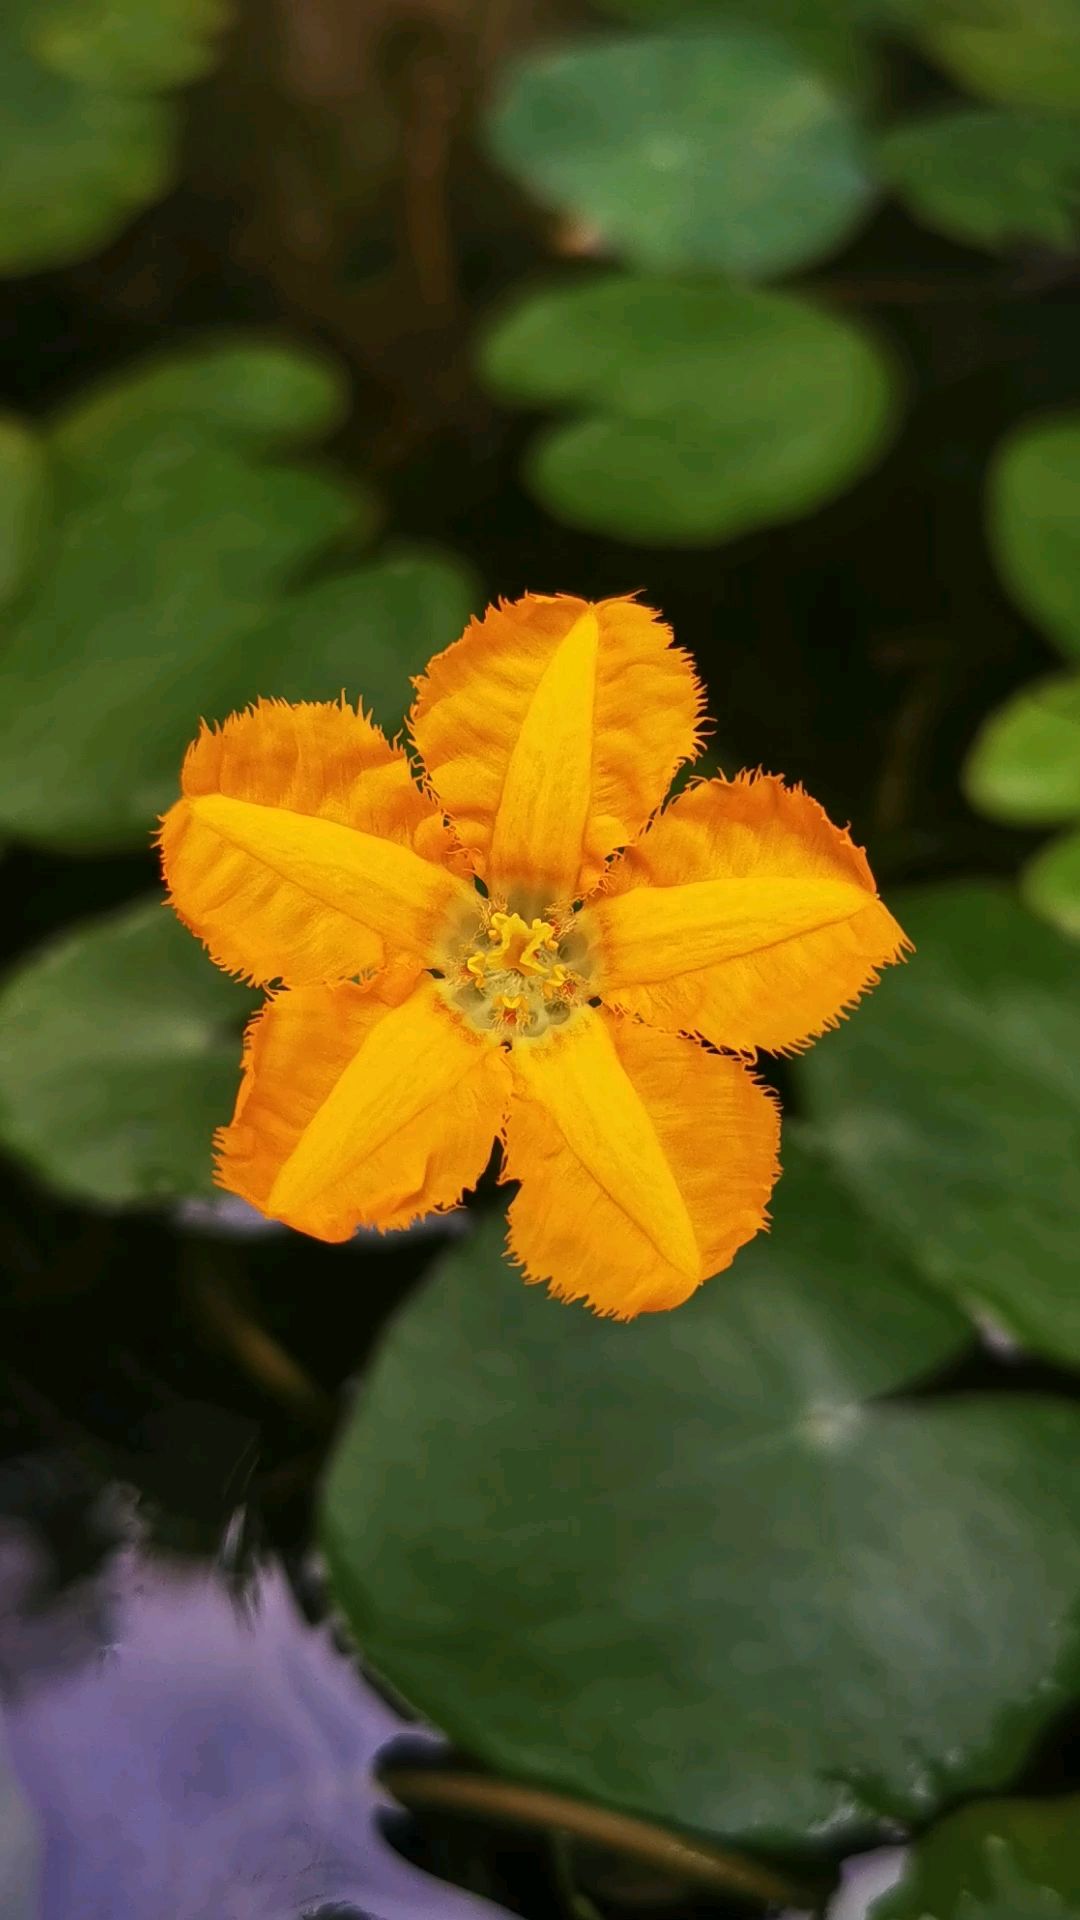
[{"left": 0, "top": 1525, "right": 505, "bottom": 1920}]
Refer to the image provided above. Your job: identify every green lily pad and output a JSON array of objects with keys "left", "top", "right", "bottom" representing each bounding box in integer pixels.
[
  {"left": 0, "top": 337, "right": 478, "bottom": 849},
  {"left": 0, "top": 0, "right": 228, "bottom": 276},
  {"left": 799, "top": 882, "right": 1080, "bottom": 1366},
  {"left": 963, "top": 671, "right": 1080, "bottom": 823},
  {"left": 989, "top": 416, "right": 1080, "bottom": 659},
  {"left": 323, "top": 1140, "right": 1080, "bottom": 1850},
  {"left": 1022, "top": 824, "right": 1080, "bottom": 940},
  {"left": 873, "top": 1795, "right": 1080, "bottom": 1918},
  {"left": 910, "top": 0, "right": 1080, "bottom": 111},
  {"left": 879, "top": 110, "right": 1080, "bottom": 252},
  {"left": 481, "top": 275, "right": 898, "bottom": 545},
  {"left": 0, "top": 897, "right": 255, "bottom": 1207},
  {"left": 486, "top": 28, "right": 873, "bottom": 279}
]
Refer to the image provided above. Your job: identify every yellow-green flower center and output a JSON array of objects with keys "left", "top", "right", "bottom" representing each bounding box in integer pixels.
[{"left": 436, "top": 905, "right": 592, "bottom": 1041}]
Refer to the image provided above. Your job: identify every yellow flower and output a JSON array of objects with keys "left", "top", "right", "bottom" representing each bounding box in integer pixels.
[{"left": 159, "top": 593, "right": 908, "bottom": 1317}]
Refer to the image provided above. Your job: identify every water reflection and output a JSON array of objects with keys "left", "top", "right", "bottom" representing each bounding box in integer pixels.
[{"left": 0, "top": 1471, "right": 505, "bottom": 1920}]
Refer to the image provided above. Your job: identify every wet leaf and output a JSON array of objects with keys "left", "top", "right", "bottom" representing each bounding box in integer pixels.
[
  {"left": 324, "top": 1142, "right": 1080, "bottom": 1849},
  {"left": 873, "top": 1796, "right": 1080, "bottom": 1919}
]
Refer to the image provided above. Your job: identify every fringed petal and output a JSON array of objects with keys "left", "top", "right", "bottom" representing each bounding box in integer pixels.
[
  {"left": 587, "top": 773, "right": 909, "bottom": 1054},
  {"left": 409, "top": 593, "right": 704, "bottom": 905},
  {"left": 502, "top": 1007, "right": 780, "bottom": 1318},
  {"left": 218, "top": 966, "right": 510, "bottom": 1240},
  {"left": 160, "top": 698, "right": 473, "bottom": 987}
]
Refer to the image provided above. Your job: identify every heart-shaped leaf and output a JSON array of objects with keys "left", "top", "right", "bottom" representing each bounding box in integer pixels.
[
  {"left": 879, "top": 110, "right": 1080, "bottom": 252},
  {"left": 323, "top": 1140, "right": 1080, "bottom": 1851},
  {"left": 481, "top": 275, "right": 898, "bottom": 545},
  {"left": 0, "top": 896, "right": 254, "bottom": 1206},
  {"left": 487, "top": 28, "right": 873, "bottom": 278},
  {"left": 0, "top": 337, "right": 478, "bottom": 849},
  {"left": 0, "top": 0, "right": 228, "bottom": 275},
  {"left": 799, "top": 882, "right": 1080, "bottom": 1365},
  {"left": 872, "top": 1796, "right": 1080, "bottom": 1919},
  {"left": 988, "top": 415, "right": 1080, "bottom": 659}
]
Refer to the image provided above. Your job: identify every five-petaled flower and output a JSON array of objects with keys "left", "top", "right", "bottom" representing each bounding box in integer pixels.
[{"left": 160, "top": 594, "right": 908, "bottom": 1317}]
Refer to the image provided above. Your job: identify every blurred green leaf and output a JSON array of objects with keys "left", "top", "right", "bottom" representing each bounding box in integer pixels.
[
  {"left": 879, "top": 110, "right": 1080, "bottom": 252},
  {"left": 33, "top": 0, "right": 229, "bottom": 90},
  {"left": 799, "top": 882, "right": 1080, "bottom": 1365},
  {"left": 591, "top": 0, "right": 873, "bottom": 92},
  {"left": 0, "top": 0, "right": 228, "bottom": 276},
  {"left": 236, "top": 544, "right": 480, "bottom": 727},
  {"left": 481, "top": 275, "right": 898, "bottom": 544},
  {"left": 51, "top": 337, "right": 353, "bottom": 455},
  {"left": 324, "top": 1140, "right": 1080, "bottom": 1850},
  {"left": 909, "top": 0, "right": 1080, "bottom": 111},
  {"left": 0, "top": 417, "right": 48, "bottom": 607},
  {"left": 1022, "top": 824, "right": 1080, "bottom": 940},
  {"left": 963, "top": 671, "right": 1080, "bottom": 823},
  {"left": 872, "top": 1796, "right": 1080, "bottom": 1919},
  {"left": 487, "top": 29, "right": 873, "bottom": 279},
  {"left": 0, "top": 897, "right": 254, "bottom": 1206},
  {"left": 0, "top": 337, "right": 478, "bottom": 849},
  {"left": 989, "top": 415, "right": 1080, "bottom": 658}
]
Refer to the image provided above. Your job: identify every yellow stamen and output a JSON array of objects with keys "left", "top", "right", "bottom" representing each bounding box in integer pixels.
[{"left": 485, "top": 910, "right": 558, "bottom": 974}]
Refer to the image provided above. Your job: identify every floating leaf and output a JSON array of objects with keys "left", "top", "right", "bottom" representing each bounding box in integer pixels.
[
  {"left": 873, "top": 1795, "right": 1080, "bottom": 1919},
  {"left": 0, "top": 0, "right": 229, "bottom": 275},
  {"left": 487, "top": 29, "right": 873, "bottom": 279},
  {"left": 0, "top": 338, "right": 478, "bottom": 849},
  {"left": 1022, "top": 824, "right": 1080, "bottom": 940},
  {"left": 0, "top": 897, "right": 254, "bottom": 1206},
  {"left": 879, "top": 110, "right": 1080, "bottom": 252},
  {"left": 323, "top": 1141, "right": 1080, "bottom": 1850},
  {"left": 481, "top": 275, "right": 898, "bottom": 545},
  {"left": 799, "top": 882, "right": 1080, "bottom": 1366},
  {"left": 963, "top": 671, "right": 1080, "bottom": 823},
  {"left": 910, "top": 0, "right": 1080, "bottom": 111},
  {"left": 989, "top": 415, "right": 1080, "bottom": 659}
]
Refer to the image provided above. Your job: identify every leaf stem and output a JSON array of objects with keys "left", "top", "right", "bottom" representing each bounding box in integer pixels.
[{"left": 379, "top": 1766, "right": 819, "bottom": 1909}]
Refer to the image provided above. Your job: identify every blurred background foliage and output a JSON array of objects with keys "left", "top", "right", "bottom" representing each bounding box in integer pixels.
[{"left": 1, "top": 1, "right": 1080, "bottom": 1917}]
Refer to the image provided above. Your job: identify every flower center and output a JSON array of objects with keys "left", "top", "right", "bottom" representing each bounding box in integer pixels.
[{"left": 435, "top": 904, "right": 591, "bottom": 1041}]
